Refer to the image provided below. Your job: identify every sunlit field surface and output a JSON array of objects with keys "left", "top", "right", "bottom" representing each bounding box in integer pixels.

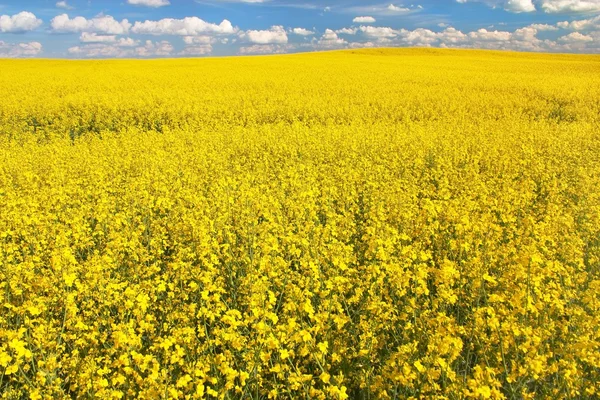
[{"left": 1, "top": 49, "right": 600, "bottom": 399}]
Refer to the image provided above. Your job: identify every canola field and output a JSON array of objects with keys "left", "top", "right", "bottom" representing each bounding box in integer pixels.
[{"left": 1, "top": 48, "right": 600, "bottom": 399}]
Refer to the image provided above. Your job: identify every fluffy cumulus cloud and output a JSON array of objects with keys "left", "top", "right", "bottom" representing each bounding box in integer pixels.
[
  {"left": 336, "top": 27, "right": 358, "bottom": 34},
  {"left": 528, "top": 23, "right": 559, "bottom": 30},
  {"left": 457, "top": 0, "right": 600, "bottom": 13},
  {"left": 506, "top": 0, "right": 536, "bottom": 12},
  {"left": 468, "top": 28, "right": 512, "bottom": 41},
  {"left": 456, "top": 0, "right": 535, "bottom": 12},
  {"left": 127, "top": 0, "right": 170, "bottom": 7},
  {"left": 316, "top": 29, "right": 348, "bottom": 48},
  {"left": 435, "top": 27, "right": 468, "bottom": 43},
  {"left": 68, "top": 39, "right": 173, "bottom": 57},
  {"left": 291, "top": 27, "right": 314, "bottom": 36},
  {"left": 79, "top": 32, "right": 139, "bottom": 46},
  {"left": 241, "top": 25, "right": 287, "bottom": 44},
  {"left": 0, "top": 12, "right": 42, "bottom": 33},
  {"left": 353, "top": 16, "right": 376, "bottom": 23},
  {"left": 51, "top": 14, "right": 131, "bottom": 34},
  {"left": 117, "top": 37, "right": 141, "bottom": 47},
  {"left": 557, "top": 15, "right": 600, "bottom": 30},
  {"left": 559, "top": 31, "right": 594, "bottom": 41},
  {"left": 540, "top": 0, "right": 600, "bottom": 12},
  {"left": 400, "top": 28, "right": 439, "bottom": 45},
  {"left": 349, "top": 41, "right": 376, "bottom": 48},
  {"left": 0, "top": 40, "right": 42, "bottom": 57},
  {"left": 80, "top": 32, "right": 116, "bottom": 43},
  {"left": 359, "top": 25, "right": 398, "bottom": 38},
  {"left": 132, "top": 17, "right": 236, "bottom": 35}
]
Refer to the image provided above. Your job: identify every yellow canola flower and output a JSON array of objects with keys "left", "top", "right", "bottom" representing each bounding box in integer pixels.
[
  {"left": 317, "top": 341, "right": 329, "bottom": 355},
  {"left": 0, "top": 351, "right": 13, "bottom": 367},
  {"left": 476, "top": 385, "right": 492, "bottom": 399},
  {"left": 279, "top": 349, "right": 290, "bottom": 359},
  {"left": 0, "top": 48, "right": 599, "bottom": 399}
]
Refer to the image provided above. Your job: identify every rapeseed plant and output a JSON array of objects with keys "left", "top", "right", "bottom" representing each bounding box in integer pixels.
[{"left": 1, "top": 48, "right": 599, "bottom": 399}]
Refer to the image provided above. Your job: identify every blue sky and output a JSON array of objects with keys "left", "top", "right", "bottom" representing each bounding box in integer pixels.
[{"left": 1, "top": 0, "right": 599, "bottom": 57}]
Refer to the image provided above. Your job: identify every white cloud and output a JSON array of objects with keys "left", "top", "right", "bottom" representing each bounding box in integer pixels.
[
  {"left": 125, "top": 39, "right": 141, "bottom": 47},
  {"left": 353, "top": 16, "right": 376, "bottom": 23},
  {"left": 437, "top": 27, "right": 468, "bottom": 43},
  {"left": 291, "top": 27, "right": 314, "bottom": 36},
  {"left": 512, "top": 26, "right": 539, "bottom": 40},
  {"left": 56, "top": 1, "right": 74, "bottom": 10},
  {"left": 51, "top": 14, "right": 87, "bottom": 32},
  {"left": 359, "top": 25, "right": 398, "bottom": 38},
  {"left": 528, "top": 23, "right": 559, "bottom": 30},
  {"left": 399, "top": 28, "right": 439, "bottom": 45},
  {"left": 336, "top": 27, "right": 358, "bottom": 34},
  {"left": 505, "top": 0, "right": 536, "bottom": 12},
  {"left": 316, "top": 29, "right": 348, "bottom": 47},
  {"left": 557, "top": 15, "right": 600, "bottom": 30},
  {"left": 51, "top": 14, "right": 131, "bottom": 34},
  {"left": 68, "top": 40, "right": 173, "bottom": 58},
  {"left": 132, "top": 17, "right": 236, "bottom": 35},
  {"left": 0, "top": 40, "right": 42, "bottom": 57},
  {"left": 558, "top": 31, "right": 594, "bottom": 41},
  {"left": 79, "top": 32, "right": 140, "bottom": 46},
  {"left": 127, "top": 0, "right": 170, "bottom": 7},
  {"left": 458, "top": 0, "right": 600, "bottom": 13},
  {"left": 349, "top": 41, "right": 376, "bottom": 48},
  {"left": 321, "top": 29, "right": 340, "bottom": 41},
  {"left": 183, "top": 35, "right": 214, "bottom": 44},
  {"left": 540, "top": 0, "right": 600, "bottom": 13},
  {"left": 0, "top": 12, "right": 42, "bottom": 33},
  {"left": 468, "top": 28, "right": 512, "bottom": 41},
  {"left": 116, "top": 37, "right": 139, "bottom": 47},
  {"left": 80, "top": 32, "right": 116, "bottom": 43},
  {"left": 68, "top": 44, "right": 124, "bottom": 57},
  {"left": 455, "top": 0, "right": 535, "bottom": 12},
  {"left": 242, "top": 25, "right": 287, "bottom": 44}
]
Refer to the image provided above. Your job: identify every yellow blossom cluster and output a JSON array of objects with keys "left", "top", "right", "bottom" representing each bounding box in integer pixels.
[{"left": 1, "top": 49, "right": 599, "bottom": 399}]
